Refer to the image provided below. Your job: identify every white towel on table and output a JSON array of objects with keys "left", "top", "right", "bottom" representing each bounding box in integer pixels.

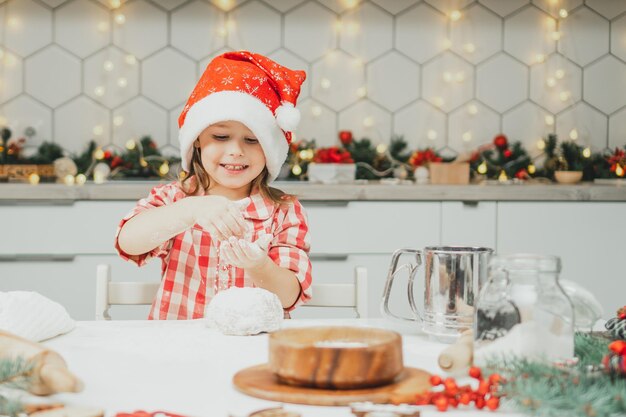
[{"left": 0, "top": 291, "right": 75, "bottom": 342}]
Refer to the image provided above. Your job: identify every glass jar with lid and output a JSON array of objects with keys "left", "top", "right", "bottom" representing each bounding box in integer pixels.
[{"left": 473, "top": 254, "right": 575, "bottom": 366}]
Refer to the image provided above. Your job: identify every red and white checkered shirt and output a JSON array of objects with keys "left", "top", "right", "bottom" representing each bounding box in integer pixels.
[{"left": 114, "top": 181, "right": 312, "bottom": 320}]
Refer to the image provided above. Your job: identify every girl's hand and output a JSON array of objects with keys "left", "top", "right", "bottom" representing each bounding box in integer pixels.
[
  {"left": 221, "top": 234, "right": 272, "bottom": 270},
  {"left": 188, "top": 196, "right": 250, "bottom": 241}
]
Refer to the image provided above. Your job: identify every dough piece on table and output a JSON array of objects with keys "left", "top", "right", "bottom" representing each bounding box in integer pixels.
[{"left": 205, "top": 287, "right": 283, "bottom": 336}]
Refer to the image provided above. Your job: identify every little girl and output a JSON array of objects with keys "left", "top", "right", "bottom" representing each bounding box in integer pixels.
[{"left": 115, "top": 51, "right": 311, "bottom": 320}]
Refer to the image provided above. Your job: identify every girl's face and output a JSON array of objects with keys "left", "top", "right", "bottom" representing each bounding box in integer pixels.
[{"left": 196, "top": 121, "right": 266, "bottom": 199}]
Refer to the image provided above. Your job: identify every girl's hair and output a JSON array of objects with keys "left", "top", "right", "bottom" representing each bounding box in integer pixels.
[{"left": 179, "top": 143, "right": 294, "bottom": 204}]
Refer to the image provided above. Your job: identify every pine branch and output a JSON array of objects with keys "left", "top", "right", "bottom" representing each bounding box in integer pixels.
[
  {"left": 0, "top": 395, "right": 24, "bottom": 417},
  {"left": 484, "top": 333, "right": 626, "bottom": 417},
  {"left": 0, "top": 357, "right": 32, "bottom": 390}
]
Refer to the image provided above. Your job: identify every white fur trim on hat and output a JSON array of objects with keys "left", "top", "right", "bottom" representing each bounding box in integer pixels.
[
  {"left": 275, "top": 102, "right": 301, "bottom": 132},
  {"left": 178, "top": 91, "right": 288, "bottom": 182}
]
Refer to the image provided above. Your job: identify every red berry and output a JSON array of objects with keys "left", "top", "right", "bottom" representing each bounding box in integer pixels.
[
  {"left": 489, "top": 373, "right": 502, "bottom": 385},
  {"left": 609, "top": 340, "right": 626, "bottom": 355},
  {"left": 444, "top": 377, "right": 457, "bottom": 390},
  {"left": 469, "top": 366, "right": 482, "bottom": 379},
  {"left": 486, "top": 396, "right": 500, "bottom": 410},
  {"left": 459, "top": 393, "right": 471, "bottom": 405},
  {"left": 478, "top": 380, "right": 491, "bottom": 395},
  {"left": 475, "top": 397, "right": 486, "bottom": 409},
  {"left": 434, "top": 397, "right": 449, "bottom": 412},
  {"left": 429, "top": 375, "right": 443, "bottom": 386}
]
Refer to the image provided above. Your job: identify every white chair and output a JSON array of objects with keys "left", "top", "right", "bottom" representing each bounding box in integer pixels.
[
  {"left": 95, "top": 264, "right": 160, "bottom": 320},
  {"left": 304, "top": 266, "right": 369, "bottom": 318},
  {"left": 95, "top": 264, "right": 368, "bottom": 320}
]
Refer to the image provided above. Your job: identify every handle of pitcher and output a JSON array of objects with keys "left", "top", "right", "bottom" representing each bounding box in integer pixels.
[{"left": 380, "top": 248, "right": 423, "bottom": 322}]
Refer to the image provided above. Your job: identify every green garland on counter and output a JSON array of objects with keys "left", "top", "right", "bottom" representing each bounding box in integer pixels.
[{"left": 485, "top": 333, "right": 626, "bottom": 417}]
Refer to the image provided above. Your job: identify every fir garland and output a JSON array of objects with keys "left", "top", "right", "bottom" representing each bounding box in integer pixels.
[
  {"left": 484, "top": 333, "right": 626, "bottom": 417},
  {"left": 0, "top": 357, "right": 32, "bottom": 416}
]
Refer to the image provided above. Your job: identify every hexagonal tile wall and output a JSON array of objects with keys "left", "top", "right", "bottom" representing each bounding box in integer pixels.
[
  {"left": 3, "top": 0, "right": 51, "bottom": 57},
  {"left": 556, "top": 103, "right": 607, "bottom": 150},
  {"left": 1, "top": 95, "right": 52, "bottom": 146},
  {"left": 367, "top": 51, "right": 420, "bottom": 112},
  {"left": 339, "top": 2, "right": 393, "bottom": 62},
  {"left": 112, "top": 97, "right": 168, "bottom": 148},
  {"left": 25, "top": 45, "right": 81, "bottom": 108},
  {"left": 0, "top": 51, "right": 23, "bottom": 103},
  {"left": 0, "top": 0, "right": 624, "bottom": 157},
  {"left": 530, "top": 54, "right": 582, "bottom": 114},
  {"left": 502, "top": 102, "right": 553, "bottom": 157},
  {"left": 228, "top": 1, "right": 281, "bottom": 55},
  {"left": 450, "top": 3, "right": 502, "bottom": 64},
  {"left": 55, "top": 0, "right": 109, "bottom": 58},
  {"left": 338, "top": 99, "right": 392, "bottom": 143},
  {"left": 477, "top": 53, "right": 528, "bottom": 113},
  {"left": 396, "top": 3, "right": 448, "bottom": 64},
  {"left": 83, "top": 46, "right": 140, "bottom": 109},
  {"left": 284, "top": 2, "right": 337, "bottom": 62},
  {"left": 171, "top": 1, "right": 226, "bottom": 60},
  {"left": 448, "top": 100, "right": 499, "bottom": 151},
  {"left": 393, "top": 100, "right": 447, "bottom": 149},
  {"left": 477, "top": 0, "right": 529, "bottom": 17},
  {"left": 504, "top": 6, "right": 556, "bottom": 65}
]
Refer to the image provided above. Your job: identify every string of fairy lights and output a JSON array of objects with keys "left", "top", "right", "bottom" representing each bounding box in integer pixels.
[{"left": 0, "top": 0, "right": 608, "bottom": 184}]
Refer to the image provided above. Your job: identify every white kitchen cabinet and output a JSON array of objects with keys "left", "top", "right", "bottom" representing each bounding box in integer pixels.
[
  {"left": 497, "top": 202, "right": 626, "bottom": 313},
  {"left": 0, "top": 201, "right": 134, "bottom": 254},
  {"left": 303, "top": 201, "right": 440, "bottom": 254},
  {"left": 2, "top": 199, "right": 623, "bottom": 321},
  {"left": 441, "top": 201, "right": 496, "bottom": 249},
  {"left": 0, "top": 254, "right": 161, "bottom": 320}
]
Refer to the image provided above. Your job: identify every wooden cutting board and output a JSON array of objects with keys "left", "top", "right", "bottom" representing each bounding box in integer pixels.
[{"left": 233, "top": 364, "right": 431, "bottom": 406}]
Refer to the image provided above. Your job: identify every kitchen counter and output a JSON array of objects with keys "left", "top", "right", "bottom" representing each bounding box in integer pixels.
[{"left": 1, "top": 180, "right": 625, "bottom": 202}]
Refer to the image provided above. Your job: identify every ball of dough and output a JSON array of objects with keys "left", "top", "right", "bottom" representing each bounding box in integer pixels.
[{"left": 205, "top": 287, "right": 283, "bottom": 336}]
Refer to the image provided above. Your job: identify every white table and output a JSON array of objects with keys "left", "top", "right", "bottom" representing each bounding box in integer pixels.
[{"left": 42, "top": 319, "right": 525, "bottom": 417}]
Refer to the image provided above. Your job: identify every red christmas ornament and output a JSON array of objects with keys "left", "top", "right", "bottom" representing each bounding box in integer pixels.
[
  {"left": 494, "top": 134, "right": 508, "bottom": 149},
  {"left": 338, "top": 130, "right": 353, "bottom": 145},
  {"left": 515, "top": 169, "right": 528, "bottom": 180},
  {"left": 504, "top": 149, "right": 513, "bottom": 158}
]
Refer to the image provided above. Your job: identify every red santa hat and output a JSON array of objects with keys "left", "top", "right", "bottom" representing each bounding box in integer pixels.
[{"left": 178, "top": 51, "right": 306, "bottom": 181}]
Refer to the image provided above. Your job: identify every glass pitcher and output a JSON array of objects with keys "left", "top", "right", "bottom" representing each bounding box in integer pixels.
[{"left": 473, "top": 254, "right": 575, "bottom": 366}]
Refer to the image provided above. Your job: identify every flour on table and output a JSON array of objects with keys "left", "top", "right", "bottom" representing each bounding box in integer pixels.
[{"left": 205, "top": 287, "right": 283, "bottom": 336}]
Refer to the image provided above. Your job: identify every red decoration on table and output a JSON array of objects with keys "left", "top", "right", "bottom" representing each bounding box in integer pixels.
[
  {"left": 116, "top": 411, "right": 189, "bottom": 417},
  {"left": 602, "top": 308, "right": 626, "bottom": 377},
  {"left": 503, "top": 149, "right": 513, "bottom": 158},
  {"left": 313, "top": 146, "right": 354, "bottom": 163},
  {"left": 493, "top": 134, "right": 508, "bottom": 149},
  {"left": 414, "top": 366, "right": 503, "bottom": 412},
  {"left": 339, "top": 130, "right": 353, "bottom": 146}
]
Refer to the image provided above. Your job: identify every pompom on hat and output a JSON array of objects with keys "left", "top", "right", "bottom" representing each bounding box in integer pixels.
[{"left": 178, "top": 51, "right": 306, "bottom": 181}]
